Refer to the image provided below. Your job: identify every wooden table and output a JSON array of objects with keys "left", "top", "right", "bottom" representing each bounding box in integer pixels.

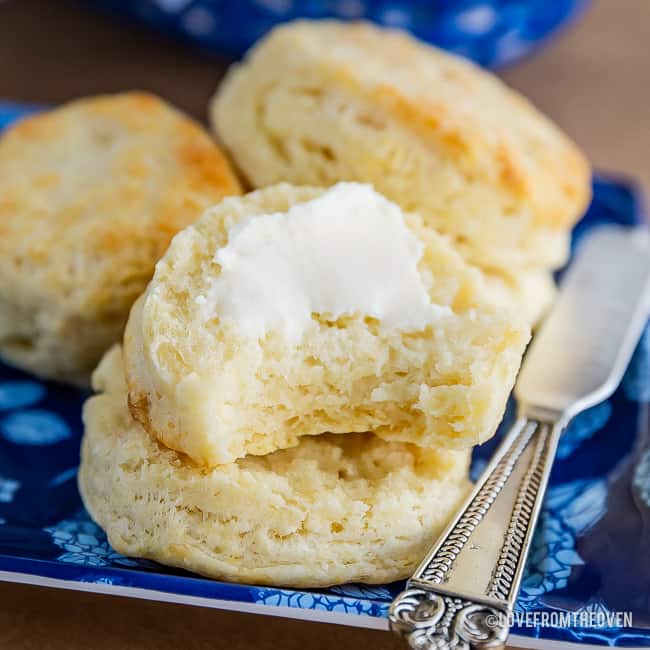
[{"left": 0, "top": 1, "right": 648, "bottom": 648}]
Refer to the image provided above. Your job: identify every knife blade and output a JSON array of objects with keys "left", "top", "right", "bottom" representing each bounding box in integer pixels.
[
  {"left": 517, "top": 226, "right": 650, "bottom": 422},
  {"left": 389, "top": 225, "right": 650, "bottom": 650}
]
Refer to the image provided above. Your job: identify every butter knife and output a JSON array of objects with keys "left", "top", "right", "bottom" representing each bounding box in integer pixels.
[{"left": 389, "top": 225, "right": 650, "bottom": 650}]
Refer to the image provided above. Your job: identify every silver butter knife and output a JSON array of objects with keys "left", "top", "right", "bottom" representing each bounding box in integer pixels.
[{"left": 389, "top": 225, "right": 650, "bottom": 650}]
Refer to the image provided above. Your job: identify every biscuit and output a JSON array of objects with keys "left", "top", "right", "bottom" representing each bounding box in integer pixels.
[
  {"left": 211, "top": 20, "right": 590, "bottom": 274},
  {"left": 0, "top": 92, "right": 241, "bottom": 384},
  {"left": 124, "top": 183, "right": 529, "bottom": 466},
  {"left": 79, "top": 346, "right": 472, "bottom": 587},
  {"left": 482, "top": 269, "right": 556, "bottom": 326}
]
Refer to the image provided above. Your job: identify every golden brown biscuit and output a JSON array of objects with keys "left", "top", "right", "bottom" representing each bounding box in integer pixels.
[
  {"left": 0, "top": 92, "right": 241, "bottom": 383},
  {"left": 79, "top": 346, "right": 472, "bottom": 587},
  {"left": 211, "top": 20, "right": 590, "bottom": 277}
]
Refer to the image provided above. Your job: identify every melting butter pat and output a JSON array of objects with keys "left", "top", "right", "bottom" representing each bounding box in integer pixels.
[{"left": 205, "top": 183, "right": 449, "bottom": 339}]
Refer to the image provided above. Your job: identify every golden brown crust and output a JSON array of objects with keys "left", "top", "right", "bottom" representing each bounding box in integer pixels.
[{"left": 0, "top": 92, "right": 241, "bottom": 382}]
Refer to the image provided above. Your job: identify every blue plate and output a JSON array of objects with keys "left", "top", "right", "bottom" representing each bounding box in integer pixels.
[{"left": 0, "top": 105, "right": 649, "bottom": 648}]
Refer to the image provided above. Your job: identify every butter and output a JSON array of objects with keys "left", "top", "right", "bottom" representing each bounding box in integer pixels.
[{"left": 204, "top": 183, "right": 449, "bottom": 340}]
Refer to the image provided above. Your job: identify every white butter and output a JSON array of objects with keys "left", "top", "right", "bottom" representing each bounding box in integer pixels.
[{"left": 204, "top": 183, "right": 448, "bottom": 340}]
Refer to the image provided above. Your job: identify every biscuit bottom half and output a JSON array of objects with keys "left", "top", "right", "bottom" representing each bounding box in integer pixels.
[{"left": 79, "top": 346, "right": 472, "bottom": 588}]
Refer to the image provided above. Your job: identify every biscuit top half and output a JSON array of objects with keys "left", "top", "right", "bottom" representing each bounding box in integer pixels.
[
  {"left": 0, "top": 92, "right": 241, "bottom": 318},
  {"left": 213, "top": 20, "right": 590, "bottom": 234},
  {"left": 124, "top": 182, "right": 529, "bottom": 467}
]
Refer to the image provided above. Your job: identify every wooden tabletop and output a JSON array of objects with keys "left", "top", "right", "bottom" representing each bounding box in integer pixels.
[{"left": 0, "top": 0, "right": 648, "bottom": 648}]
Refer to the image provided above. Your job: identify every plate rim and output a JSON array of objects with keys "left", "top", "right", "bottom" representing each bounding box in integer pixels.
[{"left": 1, "top": 567, "right": 633, "bottom": 650}]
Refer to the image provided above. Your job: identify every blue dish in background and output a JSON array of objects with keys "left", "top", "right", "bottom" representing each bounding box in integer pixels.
[
  {"left": 87, "top": 0, "right": 590, "bottom": 68},
  {"left": 0, "top": 104, "right": 649, "bottom": 648}
]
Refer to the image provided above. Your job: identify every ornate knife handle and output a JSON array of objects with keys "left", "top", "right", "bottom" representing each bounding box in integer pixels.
[{"left": 389, "top": 415, "right": 563, "bottom": 650}]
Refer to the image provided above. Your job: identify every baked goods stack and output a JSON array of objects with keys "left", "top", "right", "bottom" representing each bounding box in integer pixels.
[
  {"left": 79, "top": 180, "right": 530, "bottom": 585},
  {"left": 0, "top": 21, "right": 591, "bottom": 588}
]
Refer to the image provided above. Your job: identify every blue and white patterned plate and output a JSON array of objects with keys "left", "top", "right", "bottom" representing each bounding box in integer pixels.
[{"left": 0, "top": 105, "right": 649, "bottom": 648}]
